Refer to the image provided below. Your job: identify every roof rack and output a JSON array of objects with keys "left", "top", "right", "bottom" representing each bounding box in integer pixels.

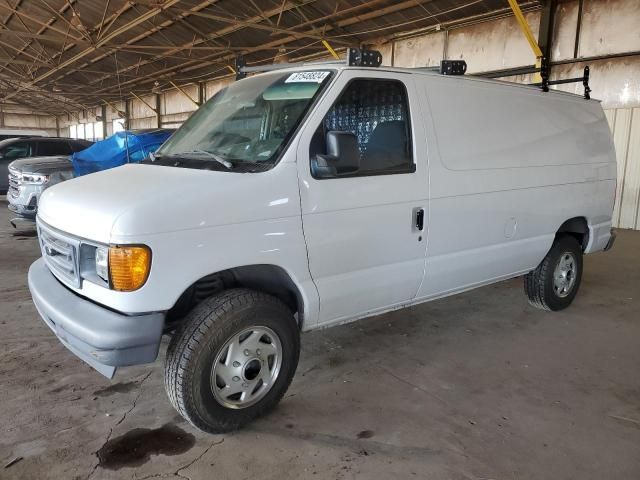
[
  {"left": 234, "top": 47, "right": 384, "bottom": 81},
  {"left": 234, "top": 55, "right": 343, "bottom": 80},
  {"left": 345, "top": 48, "right": 382, "bottom": 67},
  {"left": 530, "top": 65, "right": 592, "bottom": 100}
]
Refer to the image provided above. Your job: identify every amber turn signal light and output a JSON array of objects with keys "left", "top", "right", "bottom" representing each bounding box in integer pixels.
[{"left": 109, "top": 245, "right": 152, "bottom": 292}]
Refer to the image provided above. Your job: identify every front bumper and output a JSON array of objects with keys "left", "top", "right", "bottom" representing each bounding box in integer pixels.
[
  {"left": 8, "top": 182, "right": 40, "bottom": 218},
  {"left": 8, "top": 202, "right": 36, "bottom": 220},
  {"left": 28, "top": 258, "right": 165, "bottom": 378}
]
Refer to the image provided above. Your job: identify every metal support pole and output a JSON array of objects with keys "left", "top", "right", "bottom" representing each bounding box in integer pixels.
[
  {"left": 155, "top": 94, "right": 161, "bottom": 128},
  {"left": 537, "top": 0, "right": 557, "bottom": 91},
  {"left": 124, "top": 99, "right": 130, "bottom": 130},
  {"left": 198, "top": 82, "right": 205, "bottom": 106},
  {"left": 55, "top": 116, "right": 60, "bottom": 137},
  {"left": 101, "top": 104, "right": 107, "bottom": 138},
  {"left": 442, "top": 29, "right": 449, "bottom": 61},
  {"left": 573, "top": 0, "right": 584, "bottom": 59},
  {"left": 390, "top": 40, "right": 396, "bottom": 66}
]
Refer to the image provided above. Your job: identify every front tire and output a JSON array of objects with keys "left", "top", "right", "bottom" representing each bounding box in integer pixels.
[
  {"left": 164, "top": 289, "right": 300, "bottom": 433},
  {"left": 524, "top": 234, "right": 583, "bottom": 311}
]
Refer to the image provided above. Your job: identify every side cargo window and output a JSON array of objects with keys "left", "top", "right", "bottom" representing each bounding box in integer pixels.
[{"left": 310, "top": 78, "right": 413, "bottom": 178}]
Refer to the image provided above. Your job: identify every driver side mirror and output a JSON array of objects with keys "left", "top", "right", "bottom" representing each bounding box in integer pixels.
[{"left": 311, "top": 131, "right": 359, "bottom": 178}]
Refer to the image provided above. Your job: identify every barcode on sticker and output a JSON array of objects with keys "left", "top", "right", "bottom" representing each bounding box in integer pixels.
[{"left": 285, "top": 71, "right": 330, "bottom": 83}]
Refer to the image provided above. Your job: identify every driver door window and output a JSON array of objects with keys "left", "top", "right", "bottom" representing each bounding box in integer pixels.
[{"left": 310, "top": 79, "right": 413, "bottom": 178}]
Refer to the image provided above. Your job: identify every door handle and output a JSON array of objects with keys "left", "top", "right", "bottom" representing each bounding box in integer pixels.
[{"left": 414, "top": 208, "right": 425, "bottom": 231}]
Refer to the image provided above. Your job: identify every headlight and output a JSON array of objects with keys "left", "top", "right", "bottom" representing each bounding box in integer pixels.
[
  {"left": 108, "top": 245, "right": 152, "bottom": 292},
  {"left": 95, "top": 247, "right": 109, "bottom": 282},
  {"left": 21, "top": 173, "right": 49, "bottom": 184}
]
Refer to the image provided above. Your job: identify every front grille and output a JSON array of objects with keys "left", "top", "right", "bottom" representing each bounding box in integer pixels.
[
  {"left": 8, "top": 169, "right": 19, "bottom": 198},
  {"left": 37, "top": 221, "right": 81, "bottom": 288}
]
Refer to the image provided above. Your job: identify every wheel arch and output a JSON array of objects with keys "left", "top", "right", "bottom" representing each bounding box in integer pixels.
[
  {"left": 167, "top": 264, "right": 307, "bottom": 330},
  {"left": 556, "top": 216, "right": 589, "bottom": 251}
]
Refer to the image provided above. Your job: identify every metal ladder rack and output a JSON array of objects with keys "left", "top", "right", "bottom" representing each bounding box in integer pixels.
[
  {"left": 531, "top": 65, "right": 592, "bottom": 99},
  {"left": 234, "top": 48, "right": 592, "bottom": 100}
]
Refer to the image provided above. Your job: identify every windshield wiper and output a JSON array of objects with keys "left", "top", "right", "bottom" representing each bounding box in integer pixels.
[{"left": 169, "top": 150, "right": 234, "bottom": 169}]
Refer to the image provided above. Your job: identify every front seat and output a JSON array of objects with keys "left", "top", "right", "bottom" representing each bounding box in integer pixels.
[{"left": 364, "top": 120, "right": 410, "bottom": 171}]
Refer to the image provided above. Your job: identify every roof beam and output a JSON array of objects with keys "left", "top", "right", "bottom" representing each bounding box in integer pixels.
[
  {"left": 0, "top": 24, "right": 82, "bottom": 43},
  {"left": 183, "top": 10, "right": 353, "bottom": 45},
  {"left": 0, "top": 0, "right": 79, "bottom": 77},
  {"left": 0, "top": 2, "right": 82, "bottom": 40},
  {"left": 1, "top": 0, "right": 184, "bottom": 102},
  {"left": 74, "top": 0, "right": 320, "bottom": 91},
  {"left": 0, "top": 73, "right": 88, "bottom": 110},
  {"left": 91, "top": 0, "right": 438, "bottom": 95},
  {"left": 38, "top": 0, "right": 220, "bottom": 88}
]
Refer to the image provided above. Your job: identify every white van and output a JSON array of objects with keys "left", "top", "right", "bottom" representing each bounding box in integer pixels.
[{"left": 27, "top": 54, "right": 616, "bottom": 434}]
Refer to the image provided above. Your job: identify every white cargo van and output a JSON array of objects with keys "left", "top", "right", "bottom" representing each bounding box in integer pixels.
[{"left": 28, "top": 53, "right": 616, "bottom": 433}]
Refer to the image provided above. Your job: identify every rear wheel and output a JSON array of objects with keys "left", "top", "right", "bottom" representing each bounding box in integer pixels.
[
  {"left": 164, "top": 288, "right": 300, "bottom": 433},
  {"left": 524, "top": 234, "right": 583, "bottom": 311}
]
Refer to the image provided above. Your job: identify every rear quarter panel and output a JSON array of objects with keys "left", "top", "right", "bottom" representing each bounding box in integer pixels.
[{"left": 416, "top": 74, "right": 616, "bottom": 300}]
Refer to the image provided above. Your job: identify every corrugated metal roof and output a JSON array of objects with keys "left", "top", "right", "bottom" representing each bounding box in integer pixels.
[{"left": 0, "top": 0, "right": 541, "bottom": 114}]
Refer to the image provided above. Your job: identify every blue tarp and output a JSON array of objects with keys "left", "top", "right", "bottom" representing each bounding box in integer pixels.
[{"left": 71, "top": 129, "right": 172, "bottom": 177}]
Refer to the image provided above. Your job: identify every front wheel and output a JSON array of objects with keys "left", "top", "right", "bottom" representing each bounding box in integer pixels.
[
  {"left": 524, "top": 234, "right": 583, "bottom": 311},
  {"left": 164, "top": 289, "right": 300, "bottom": 433}
]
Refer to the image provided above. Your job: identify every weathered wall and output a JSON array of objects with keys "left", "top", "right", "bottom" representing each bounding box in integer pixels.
[
  {"left": 605, "top": 107, "right": 640, "bottom": 230},
  {"left": 0, "top": 109, "right": 57, "bottom": 136},
  {"left": 130, "top": 94, "right": 156, "bottom": 131},
  {"left": 388, "top": 0, "right": 639, "bottom": 109},
  {"left": 447, "top": 11, "right": 541, "bottom": 73}
]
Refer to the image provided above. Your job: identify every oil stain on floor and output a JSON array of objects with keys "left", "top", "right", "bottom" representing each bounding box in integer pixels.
[{"left": 96, "top": 424, "right": 195, "bottom": 470}]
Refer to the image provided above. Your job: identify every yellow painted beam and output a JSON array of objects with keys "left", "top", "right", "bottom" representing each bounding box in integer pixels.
[
  {"left": 507, "top": 0, "right": 543, "bottom": 82},
  {"left": 322, "top": 39, "right": 340, "bottom": 60},
  {"left": 169, "top": 80, "right": 200, "bottom": 107}
]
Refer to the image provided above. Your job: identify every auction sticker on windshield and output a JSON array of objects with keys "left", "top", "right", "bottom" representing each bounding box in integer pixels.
[{"left": 285, "top": 71, "right": 330, "bottom": 83}]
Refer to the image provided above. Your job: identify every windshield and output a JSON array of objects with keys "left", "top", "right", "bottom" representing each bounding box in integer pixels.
[{"left": 152, "top": 70, "right": 333, "bottom": 172}]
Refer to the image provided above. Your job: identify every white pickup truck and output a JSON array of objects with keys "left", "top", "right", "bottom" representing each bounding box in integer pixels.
[{"left": 28, "top": 55, "right": 616, "bottom": 433}]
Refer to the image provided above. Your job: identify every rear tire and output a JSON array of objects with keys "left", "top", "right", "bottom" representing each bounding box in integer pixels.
[
  {"left": 164, "top": 288, "right": 300, "bottom": 433},
  {"left": 524, "top": 234, "right": 583, "bottom": 311}
]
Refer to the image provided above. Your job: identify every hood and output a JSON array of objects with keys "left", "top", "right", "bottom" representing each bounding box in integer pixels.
[
  {"left": 38, "top": 163, "right": 300, "bottom": 243},
  {"left": 9, "top": 156, "right": 72, "bottom": 174}
]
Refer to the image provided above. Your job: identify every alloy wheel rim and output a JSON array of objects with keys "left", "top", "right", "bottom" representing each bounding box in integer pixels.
[
  {"left": 553, "top": 252, "right": 577, "bottom": 298},
  {"left": 211, "top": 326, "right": 283, "bottom": 409}
]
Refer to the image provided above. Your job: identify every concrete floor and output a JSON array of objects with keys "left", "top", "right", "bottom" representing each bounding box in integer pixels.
[{"left": 1, "top": 197, "right": 639, "bottom": 480}]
